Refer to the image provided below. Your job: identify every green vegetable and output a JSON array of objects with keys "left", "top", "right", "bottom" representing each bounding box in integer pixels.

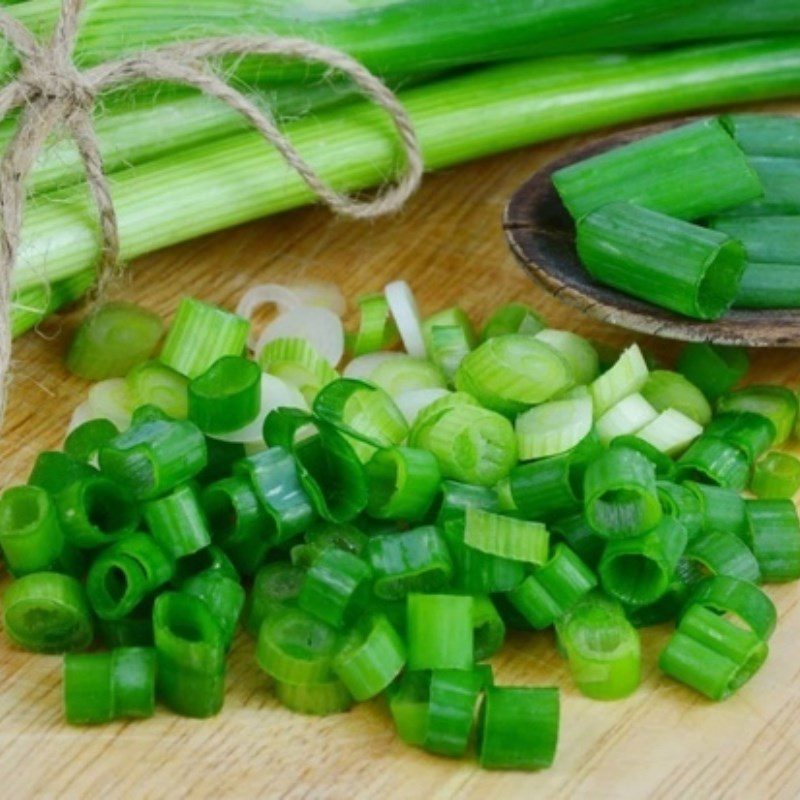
[
  {"left": 188, "top": 356, "right": 261, "bottom": 434},
  {"left": 744, "top": 499, "right": 800, "bottom": 582},
  {"left": 406, "top": 593, "right": 473, "bottom": 671},
  {"left": 677, "top": 343, "right": 748, "bottom": 403},
  {"left": 724, "top": 156, "right": 800, "bottom": 216},
  {"left": 0, "top": 486, "right": 64, "bottom": 577},
  {"left": 751, "top": 452, "right": 800, "bottom": 499},
  {"left": 640, "top": 370, "right": 712, "bottom": 426},
  {"left": 716, "top": 386, "right": 798, "bottom": 445}
]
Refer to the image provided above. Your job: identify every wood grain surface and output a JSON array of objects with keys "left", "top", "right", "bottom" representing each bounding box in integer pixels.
[{"left": 2, "top": 100, "right": 800, "bottom": 800}]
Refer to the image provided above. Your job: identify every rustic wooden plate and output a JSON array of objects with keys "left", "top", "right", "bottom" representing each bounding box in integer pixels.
[{"left": 503, "top": 118, "right": 800, "bottom": 347}]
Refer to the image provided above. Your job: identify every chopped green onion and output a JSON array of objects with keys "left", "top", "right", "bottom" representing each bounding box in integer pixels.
[
  {"left": 657, "top": 481, "right": 703, "bottom": 540},
  {"left": 590, "top": 344, "right": 648, "bottom": 418},
  {"left": 365, "top": 447, "right": 441, "bottom": 522},
  {"left": 99, "top": 417, "right": 207, "bottom": 500},
  {"left": 676, "top": 436, "right": 751, "bottom": 490},
  {"left": 126, "top": 361, "right": 189, "bottom": 420},
  {"left": 182, "top": 570, "right": 245, "bottom": 650},
  {"left": 482, "top": 303, "right": 545, "bottom": 340},
  {"left": 584, "top": 447, "right": 662, "bottom": 539},
  {"left": 64, "top": 647, "right": 156, "bottom": 725},
  {"left": 464, "top": 507, "right": 549, "bottom": 566},
  {"left": 436, "top": 480, "right": 499, "bottom": 526},
  {"left": 509, "top": 544, "right": 597, "bottom": 629},
  {"left": 556, "top": 592, "right": 640, "bottom": 700},
  {"left": 0, "top": 486, "right": 64, "bottom": 576},
  {"left": 640, "top": 370, "right": 712, "bottom": 426},
  {"left": 456, "top": 334, "right": 573, "bottom": 415},
  {"left": 367, "top": 526, "right": 453, "bottom": 600},
  {"left": 677, "top": 343, "right": 748, "bottom": 403},
  {"left": 478, "top": 686, "right": 559, "bottom": 770},
  {"left": 744, "top": 499, "right": 800, "bottom": 582},
  {"left": 684, "top": 481, "right": 747, "bottom": 539},
  {"left": 725, "top": 155, "right": 800, "bottom": 216},
  {"left": 143, "top": 483, "right": 211, "bottom": 559},
  {"left": 389, "top": 671, "right": 430, "bottom": 747},
  {"left": 188, "top": 356, "right": 261, "bottom": 434},
  {"left": 553, "top": 117, "right": 762, "bottom": 221},
  {"left": 407, "top": 593, "right": 474, "bottom": 671},
  {"left": 534, "top": 329, "right": 599, "bottom": 386},
  {"left": 349, "top": 294, "right": 398, "bottom": 357},
  {"left": 173, "top": 545, "right": 238, "bottom": 585},
  {"left": 87, "top": 378, "right": 136, "bottom": 430},
  {"left": 659, "top": 605, "right": 767, "bottom": 701},
  {"left": 577, "top": 203, "right": 745, "bottom": 320},
  {"left": 153, "top": 591, "right": 226, "bottom": 718},
  {"left": 424, "top": 669, "right": 483, "bottom": 758},
  {"left": 274, "top": 678, "right": 353, "bottom": 716},
  {"left": 504, "top": 453, "right": 581, "bottom": 521},
  {"left": 66, "top": 302, "right": 163, "bottom": 381},
  {"left": 472, "top": 595, "right": 506, "bottom": 661},
  {"left": 624, "top": 557, "right": 702, "bottom": 629},
  {"left": 723, "top": 114, "right": 800, "bottom": 158},
  {"left": 709, "top": 214, "right": 800, "bottom": 264},
  {"left": 751, "top": 452, "right": 800, "bottom": 499},
  {"left": 612, "top": 437, "right": 675, "bottom": 481},
  {"left": 258, "top": 338, "right": 338, "bottom": 403},
  {"left": 384, "top": 281, "right": 427, "bottom": 359},
  {"left": 161, "top": 298, "right": 249, "bottom": 380},
  {"left": 333, "top": 613, "right": 405, "bottom": 701},
  {"left": 733, "top": 261, "right": 800, "bottom": 309},
  {"left": 3, "top": 572, "right": 93, "bottom": 653},
  {"left": 96, "top": 612, "right": 153, "bottom": 649},
  {"left": 683, "top": 575, "right": 776, "bottom": 641},
  {"left": 716, "top": 386, "right": 798, "bottom": 446},
  {"left": 64, "top": 419, "right": 119, "bottom": 464},
  {"left": 244, "top": 561, "right": 305, "bottom": 637},
  {"left": 28, "top": 451, "right": 96, "bottom": 496},
  {"left": 368, "top": 355, "right": 447, "bottom": 396},
  {"left": 516, "top": 394, "right": 593, "bottom": 460},
  {"left": 290, "top": 523, "right": 368, "bottom": 570},
  {"left": 684, "top": 530, "right": 761, "bottom": 583},
  {"left": 595, "top": 394, "right": 658, "bottom": 446},
  {"left": 599, "top": 518, "right": 687, "bottom": 607},
  {"left": 423, "top": 307, "right": 477, "bottom": 380},
  {"left": 635, "top": 409, "right": 703, "bottom": 457},
  {"left": 298, "top": 548, "right": 372, "bottom": 629},
  {"left": 550, "top": 513, "right": 605, "bottom": 571},
  {"left": 704, "top": 412, "right": 776, "bottom": 462}
]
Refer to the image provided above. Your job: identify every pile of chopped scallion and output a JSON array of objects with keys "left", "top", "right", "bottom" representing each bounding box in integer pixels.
[
  {"left": 556, "top": 114, "right": 800, "bottom": 318},
  {"left": 1, "top": 280, "right": 799, "bottom": 771}
]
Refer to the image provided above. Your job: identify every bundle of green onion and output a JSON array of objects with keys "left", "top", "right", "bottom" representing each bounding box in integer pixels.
[
  {"left": 556, "top": 113, "right": 800, "bottom": 317},
  {"left": 2, "top": 279, "right": 799, "bottom": 769}
]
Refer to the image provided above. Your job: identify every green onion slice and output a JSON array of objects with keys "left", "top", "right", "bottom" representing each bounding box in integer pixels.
[
  {"left": 677, "top": 343, "right": 748, "bottom": 403},
  {"left": 590, "top": 344, "right": 648, "bottom": 418},
  {"left": 716, "top": 385, "right": 798, "bottom": 446},
  {"left": 515, "top": 394, "right": 593, "bottom": 460},
  {"left": 744, "top": 499, "right": 800, "bottom": 582},
  {"left": 640, "top": 370, "right": 712, "bottom": 426},
  {"left": 635, "top": 409, "right": 703, "bottom": 457},
  {"left": 684, "top": 531, "right": 761, "bottom": 583},
  {"left": 258, "top": 337, "right": 338, "bottom": 403},
  {"left": 464, "top": 507, "right": 549, "bottom": 566},
  {"left": 595, "top": 393, "right": 658, "bottom": 446},
  {"left": 751, "top": 452, "right": 800, "bottom": 499},
  {"left": 481, "top": 303, "right": 545, "bottom": 340}
]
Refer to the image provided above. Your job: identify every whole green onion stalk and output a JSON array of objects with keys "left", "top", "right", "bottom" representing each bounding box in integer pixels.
[{"left": 13, "top": 37, "right": 800, "bottom": 334}]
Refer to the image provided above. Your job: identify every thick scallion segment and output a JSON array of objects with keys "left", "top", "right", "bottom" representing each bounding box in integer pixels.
[
  {"left": 472, "top": 596, "right": 506, "bottom": 661},
  {"left": 182, "top": 571, "right": 245, "bottom": 650},
  {"left": 623, "top": 555, "right": 702, "bottom": 629},
  {"left": 64, "top": 419, "right": 119, "bottom": 464},
  {"left": 684, "top": 531, "right": 761, "bottom": 583},
  {"left": 153, "top": 591, "right": 226, "bottom": 718},
  {"left": 717, "top": 386, "right": 798, "bottom": 446},
  {"left": 704, "top": 412, "right": 776, "bottom": 463},
  {"left": 478, "top": 686, "right": 559, "bottom": 771},
  {"left": 554, "top": 117, "right": 762, "bottom": 222},
  {"left": 3, "top": 572, "right": 93, "bottom": 653},
  {"left": 187, "top": 356, "right": 261, "bottom": 434},
  {"left": 87, "top": 534, "right": 174, "bottom": 620},
  {"left": 298, "top": 548, "right": 372, "bottom": 630},
  {"left": 349, "top": 294, "right": 397, "bottom": 357},
  {"left": 659, "top": 605, "right": 768, "bottom": 701},
  {"left": 143, "top": 484, "right": 211, "bottom": 559},
  {"left": 733, "top": 262, "right": 800, "bottom": 309},
  {"left": 233, "top": 447, "right": 316, "bottom": 545},
  {"left": 127, "top": 361, "right": 189, "bottom": 420},
  {"left": 599, "top": 518, "right": 687, "bottom": 607},
  {"left": 28, "top": 451, "right": 96, "bottom": 496},
  {"left": 725, "top": 156, "right": 800, "bottom": 216},
  {"left": 676, "top": 436, "right": 750, "bottom": 490},
  {"left": 709, "top": 215, "right": 800, "bottom": 264},
  {"left": 596, "top": 394, "right": 658, "bottom": 446},
  {"left": 556, "top": 592, "right": 640, "bottom": 700},
  {"left": 534, "top": 330, "right": 599, "bottom": 386},
  {"left": 591, "top": 344, "right": 648, "bottom": 418},
  {"left": 550, "top": 513, "right": 605, "bottom": 570},
  {"left": 160, "top": 298, "right": 249, "bottom": 380},
  {"left": 641, "top": 370, "right": 712, "bottom": 426},
  {"left": 456, "top": 334, "right": 573, "bottom": 415},
  {"left": 367, "top": 526, "right": 453, "bottom": 600},
  {"left": 464, "top": 508, "right": 549, "bottom": 566},
  {"left": 332, "top": 613, "right": 405, "bottom": 702},
  {"left": 677, "top": 343, "right": 748, "bottom": 403},
  {"left": 723, "top": 114, "right": 800, "bottom": 158},
  {"left": 407, "top": 593, "right": 473, "bottom": 671},
  {"left": 64, "top": 647, "right": 156, "bottom": 725},
  {"left": 66, "top": 302, "right": 163, "bottom": 381},
  {"left": 244, "top": 561, "right": 305, "bottom": 636},
  {"left": 55, "top": 475, "right": 140, "bottom": 549},
  {"left": 634, "top": 410, "right": 704, "bottom": 457},
  {"left": 504, "top": 453, "right": 581, "bottom": 521},
  {"left": 612, "top": 437, "right": 675, "bottom": 482},
  {"left": 683, "top": 575, "right": 777, "bottom": 641},
  {"left": 684, "top": 481, "right": 746, "bottom": 539},
  {"left": 365, "top": 447, "right": 441, "bottom": 521},
  {"left": 584, "top": 447, "right": 662, "bottom": 539},
  {"left": 577, "top": 203, "right": 745, "bottom": 320},
  {"left": 424, "top": 669, "right": 483, "bottom": 758},
  {"left": 274, "top": 677, "right": 353, "bottom": 717},
  {"left": 173, "top": 546, "right": 239, "bottom": 585},
  {"left": 436, "top": 480, "right": 499, "bottom": 525},
  {"left": 99, "top": 417, "right": 207, "bottom": 500},
  {"left": 259, "top": 338, "right": 338, "bottom": 402},
  {"left": 657, "top": 482, "right": 703, "bottom": 540},
  {"left": 744, "top": 499, "right": 800, "bottom": 582},
  {"left": 509, "top": 544, "right": 597, "bottom": 629},
  {"left": 0, "top": 486, "right": 64, "bottom": 576},
  {"left": 482, "top": 303, "right": 545, "bottom": 340},
  {"left": 516, "top": 395, "right": 593, "bottom": 460},
  {"left": 751, "top": 452, "right": 800, "bottom": 499},
  {"left": 389, "top": 671, "right": 430, "bottom": 746}
]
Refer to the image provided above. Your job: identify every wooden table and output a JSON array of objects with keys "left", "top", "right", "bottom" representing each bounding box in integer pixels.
[{"left": 2, "top": 103, "right": 800, "bottom": 799}]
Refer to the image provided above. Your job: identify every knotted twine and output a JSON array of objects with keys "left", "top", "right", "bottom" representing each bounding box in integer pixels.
[{"left": 0, "top": 0, "right": 424, "bottom": 425}]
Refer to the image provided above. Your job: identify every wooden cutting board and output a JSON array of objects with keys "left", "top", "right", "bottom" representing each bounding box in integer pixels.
[{"left": 2, "top": 101, "right": 800, "bottom": 800}]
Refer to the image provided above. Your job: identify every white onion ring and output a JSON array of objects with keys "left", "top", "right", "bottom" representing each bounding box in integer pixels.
[
  {"left": 384, "top": 280, "right": 427, "bottom": 358},
  {"left": 236, "top": 284, "right": 304, "bottom": 349},
  {"left": 394, "top": 388, "right": 450, "bottom": 426},
  {"left": 255, "top": 306, "right": 345, "bottom": 366},
  {"left": 343, "top": 352, "right": 405, "bottom": 380}
]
